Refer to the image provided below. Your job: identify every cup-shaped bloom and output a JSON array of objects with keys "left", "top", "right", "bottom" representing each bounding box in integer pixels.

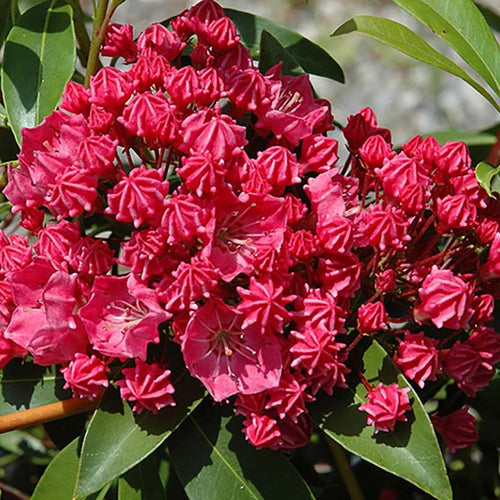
[{"left": 182, "top": 299, "right": 282, "bottom": 401}]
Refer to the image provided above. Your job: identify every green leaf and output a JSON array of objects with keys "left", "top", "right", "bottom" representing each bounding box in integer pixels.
[
  {"left": 259, "top": 29, "right": 304, "bottom": 76},
  {"left": 0, "top": 428, "right": 49, "bottom": 456},
  {"left": 424, "top": 129, "right": 497, "bottom": 147},
  {"left": 1, "top": 0, "right": 76, "bottom": 145},
  {"left": 332, "top": 16, "right": 500, "bottom": 112},
  {"left": 118, "top": 455, "right": 166, "bottom": 500},
  {"left": 31, "top": 438, "right": 80, "bottom": 500},
  {"left": 0, "top": 359, "right": 70, "bottom": 415},
  {"left": 475, "top": 161, "right": 500, "bottom": 197},
  {"left": 17, "top": 0, "right": 48, "bottom": 14},
  {"left": 225, "top": 7, "right": 344, "bottom": 83},
  {"left": 73, "top": 368, "right": 205, "bottom": 499},
  {"left": 392, "top": 0, "right": 500, "bottom": 96},
  {"left": 313, "top": 339, "right": 451, "bottom": 500},
  {"left": 169, "top": 401, "right": 315, "bottom": 500},
  {"left": 0, "top": 0, "right": 16, "bottom": 48},
  {"left": 0, "top": 103, "right": 9, "bottom": 128},
  {"left": 475, "top": 3, "right": 500, "bottom": 34}
]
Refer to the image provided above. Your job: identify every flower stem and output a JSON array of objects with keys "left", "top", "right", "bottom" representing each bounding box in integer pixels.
[
  {"left": 84, "top": 0, "right": 124, "bottom": 87},
  {"left": 0, "top": 397, "right": 100, "bottom": 434},
  {"left": 326, "top": 437, "right": 365, "bottom": 500}
]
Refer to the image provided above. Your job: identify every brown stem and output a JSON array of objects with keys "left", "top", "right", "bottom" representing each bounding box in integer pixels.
[
  {"left": 0, "top": 397, "right": 100, "bottom": 434},
  {"left": 0, "top": 480, "right": 30, "bottom": 500}
]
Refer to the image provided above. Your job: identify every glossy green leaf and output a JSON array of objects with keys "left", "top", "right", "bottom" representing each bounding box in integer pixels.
[
  {"left": 1, "top": 0, "right": 76, "bottom": 145},
  {"left": 0, "top": 359, "right": 70, "bottom": 415},
  {"left": 31, "top": 438, "right": 80, "bottom": 500},
  {"left": 392, "top": 0, "right": 500, "bottom": 95},
  {"left": 118, "top": 455, "right": 166, "bottom": 500},
  {"left": 313, "top": 339, "right": 451, "bottom": 500},
  {"left": 225, "top": 7, "right": 344, "bottom": 83},
  {"left": 259, "top": 29, "right": 304, "bottom": 76},
  {"left": 73, "top": 368, "right": 205, "bottom": 499},
  {"left": 475, "top": 161, "right": 500, "bottom": 197},
  {"left": 169, "top": 401, "right": 314, "bottom": 500},
  {"left": 332, "top": 16, "right": 500, "bottom": 112}
]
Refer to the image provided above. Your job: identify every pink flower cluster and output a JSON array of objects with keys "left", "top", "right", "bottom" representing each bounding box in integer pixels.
[{"left": 1, "top": 0, "right": 498, "bottom": 451}]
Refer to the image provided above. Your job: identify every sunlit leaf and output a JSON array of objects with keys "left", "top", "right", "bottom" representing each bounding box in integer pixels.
[
  {"left": 392, "top": 0, "right": 500, "bottom": 95},
  {"left": 332, "top": 16, "right": 500, "bottom": 112},
  {"left": 1, "top": 0, "right": 75, "bottom": 145},
  {"left": 475, "top": 161, "right": 500, "bottom": 197},
  {"left": 313, "top": 339, "right": 452, "bottom": 500},
  {"left": 73, "top": 365, "right": 205, "bottom": 499},
  {"left": 31, "top": 438, "right": 80, "bottom": 500}
]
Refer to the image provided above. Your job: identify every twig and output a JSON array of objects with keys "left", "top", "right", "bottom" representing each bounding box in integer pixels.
[
  {"left": 0, "top": 480, "right": 30, "bottom": 500},
  {"left": 0, "top": 397, "right": 100, "bottom": 434}
]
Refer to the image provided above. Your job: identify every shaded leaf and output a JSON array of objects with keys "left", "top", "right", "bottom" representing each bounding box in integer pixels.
[
  {"left": 332, "top": 16, "right": 500, "bottom": 112},
  {"left": 0, "top": 127, "right": 19, "bottom": 162},
  {"left": 473, "top": 375, "right": 500, "bottom": 446},
  {"left": 73, "top": 364, "right": 205, "bottom": 499},
  {"left": 259, "top": 29, "right": 304, "bottom": 76},
  {"left": 313, "top": 339, "right": 451, "bottom": 500},
  {"left": 0, "top": 0, "right": 16, "bottom": 48},
  {"left": 43, "top": 411, "right": 88, "bottom": 450},
  {"left": 475, "top": 3, "right": 500, "bottom": 33},
  {"left": 392, "top": 0, "right": 500, "bottom": 95},
  {"left": 118, "top": 455, "right": 166, "bottom": 500},
  {"left": 0, "top": 359, "right": 70, "bottom": 415},
  {"left": 169, "top": 401, "right": 315, "bottom": 500},
  {"left": 475, "top": 161, "right": 500, "bottom": 197},
  {"left": 1, "top": 0, "right": 76, "bottom": 145},
  {"left": 225, "top": 8, "right": 344, "bottom": 83}
]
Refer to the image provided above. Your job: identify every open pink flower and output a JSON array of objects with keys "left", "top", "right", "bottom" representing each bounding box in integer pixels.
[
  {"left": 255, "top": 63, "right": 333, "bottom": 147},
  {"left": 79, "top": 275, "right": 170, "bottom": 360},
  {"left": 205, "top": 188, "right": 286, "bottom": 281},
  {"left": 182, "top": 299, "right": 282, "bottom": 401},
  {"left": 5, "top": 261, "right": 88, "bottom": 365}
]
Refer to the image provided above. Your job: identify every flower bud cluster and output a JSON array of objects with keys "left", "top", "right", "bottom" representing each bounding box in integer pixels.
[{"left": 0, "top": 0, "right": 497, "bottom": 452}]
